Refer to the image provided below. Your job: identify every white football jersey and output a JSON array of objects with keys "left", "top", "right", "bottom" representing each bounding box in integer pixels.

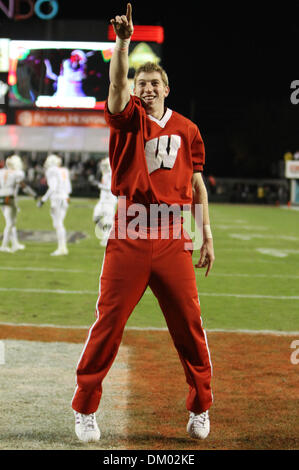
[
  {"left": 99, "top": 172, "right": 117, "bottom": 204},
  {"left": 44, "top": 166, "right": 72, "bottom": 201},
  {"left": 0, "top": 168, "right": 25, "bottom": 196}
]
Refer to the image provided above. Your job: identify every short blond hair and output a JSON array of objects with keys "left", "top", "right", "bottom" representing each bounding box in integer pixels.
[{"left": 134, "top": 62, "right": 169, "bottom": 87}]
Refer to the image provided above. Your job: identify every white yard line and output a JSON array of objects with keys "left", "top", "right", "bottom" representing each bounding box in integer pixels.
[
  {"left": 1, "top": 266, "right": 299, "bottom": 279},
  {"left": 0, "top": 266, "right": 88, "bottom": 273},
  {"left": 199, "top": 292, "right": 299, "bottom": 300},
  {"left": 198, "top": 272, "right": 299, "bottom": 279},
  {"left": 1, "top": 286, "right": 299, "bottom": 300},
  {"left": 0, "top": 321, "right": 298, "bottom": 336},
  {"left": 0, "top": 287, "right": 96, "bottom": 294}
]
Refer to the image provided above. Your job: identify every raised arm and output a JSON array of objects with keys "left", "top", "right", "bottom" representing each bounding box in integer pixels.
[{"left": 108, "top": 3, "right": 134, "bottom": 114}]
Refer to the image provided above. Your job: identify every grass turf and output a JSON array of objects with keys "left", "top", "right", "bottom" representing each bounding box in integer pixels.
[{"left": 0, "top": 198, "right": 298, "bottom": 332}]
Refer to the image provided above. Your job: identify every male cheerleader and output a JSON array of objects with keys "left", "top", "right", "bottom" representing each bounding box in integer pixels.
[
  {"left": 72, "top": 3, "right": 215, "bottom": 442},
  {"left": 0, "top": 154, "right": 37, "bottom": 253},
  {"left": 38, "top": 154, "right": 72, "bottom": 256}
]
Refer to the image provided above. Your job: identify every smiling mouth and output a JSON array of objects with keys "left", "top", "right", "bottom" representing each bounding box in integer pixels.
[{"left": 142, "top": 95, "right": 155, "bottom": 102}]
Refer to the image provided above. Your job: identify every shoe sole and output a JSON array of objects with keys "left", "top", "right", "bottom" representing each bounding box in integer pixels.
[
  {"left": 75, "top": 429, "right": 101, "bottom": 442},
  {"left": 187, "top": 423, "right": 210, "bottom": 440}
]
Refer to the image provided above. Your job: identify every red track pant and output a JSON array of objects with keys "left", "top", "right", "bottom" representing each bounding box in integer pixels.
[{"left": 72, "top": 228, "right": 213, "bottom": 415}]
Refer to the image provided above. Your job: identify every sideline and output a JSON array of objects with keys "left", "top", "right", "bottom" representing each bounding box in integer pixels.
[{"left": 0, "top": 322, "right": 298, "bottom": 337}]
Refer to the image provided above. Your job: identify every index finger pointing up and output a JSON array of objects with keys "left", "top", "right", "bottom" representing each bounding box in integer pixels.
[{"left": 126, "top": 3, "right": 132, "bottom": 22}]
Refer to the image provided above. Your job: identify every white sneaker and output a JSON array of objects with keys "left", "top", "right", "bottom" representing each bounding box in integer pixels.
[
  {"left": 50, "top": 248, "right": 68, "bottom": 256},
  {"left": 187, "top": 410, "right": 210, "bottom": 439},
  {"left": 11, "top": 243, "right": 25, "bottom": 252},
  {"left": 0, "top": 246, "right": 13, "bottom": 253},
  {"left": 74, "top": 411, "right": 101, "bottom": 442}
]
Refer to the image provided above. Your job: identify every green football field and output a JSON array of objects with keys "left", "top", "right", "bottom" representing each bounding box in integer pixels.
[{"left": 0, "top": 198, "right": 298, "bottom": 332}]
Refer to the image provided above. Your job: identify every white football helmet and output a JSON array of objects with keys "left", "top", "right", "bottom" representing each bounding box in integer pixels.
[
  {"left": 6, "top": 154, "right": 23, "bottom": 171},
  {"left": 44, "top": 154, "right": 62, "bottom": 169},
  {"left": 100, "top": 157, "right": 111, "bottom": 174}
]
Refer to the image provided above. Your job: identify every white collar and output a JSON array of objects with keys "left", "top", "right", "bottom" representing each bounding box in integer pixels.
[{"left": 148, "top": 108, "right": 172, "bottom": 128}]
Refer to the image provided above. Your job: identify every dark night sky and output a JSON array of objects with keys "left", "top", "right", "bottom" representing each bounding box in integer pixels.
[{"left": 2, "top": 1, "right": 299, "bottom": 177}]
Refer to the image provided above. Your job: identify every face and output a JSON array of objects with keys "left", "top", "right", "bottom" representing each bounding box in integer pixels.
[
  {"left": 134, "top": 71, "right": 170, "bottom": 117},
  {"left": 70, "top": 53, "right": 85, "bottom": 70}
]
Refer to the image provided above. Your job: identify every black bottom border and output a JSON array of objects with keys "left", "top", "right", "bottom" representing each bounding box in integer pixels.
[{"left": 2, "top": 449, "right": 297, "bottom": 466}]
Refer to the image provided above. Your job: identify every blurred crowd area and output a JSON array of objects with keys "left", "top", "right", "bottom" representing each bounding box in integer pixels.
[
  {"left": 206, "top": 175, "right": 290, "bottom": 205},
  {"left": 0, "top": 151, "right": 290, "bottom": 205}
]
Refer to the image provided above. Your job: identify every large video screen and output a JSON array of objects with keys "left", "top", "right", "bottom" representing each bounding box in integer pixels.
[{"left": 8, "top": 40, "right": 115, "bottom": 109}]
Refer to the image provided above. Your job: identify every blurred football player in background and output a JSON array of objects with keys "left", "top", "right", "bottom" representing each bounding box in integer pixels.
[
  {"left": 38, "top": 154, "right": 72, "bottom": 256},
  {"left": 0, "top": 154, "right": 37, "bottom": 253},
  {"left": 90, "top": 157, "right": 117, "bottom": 247}
]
